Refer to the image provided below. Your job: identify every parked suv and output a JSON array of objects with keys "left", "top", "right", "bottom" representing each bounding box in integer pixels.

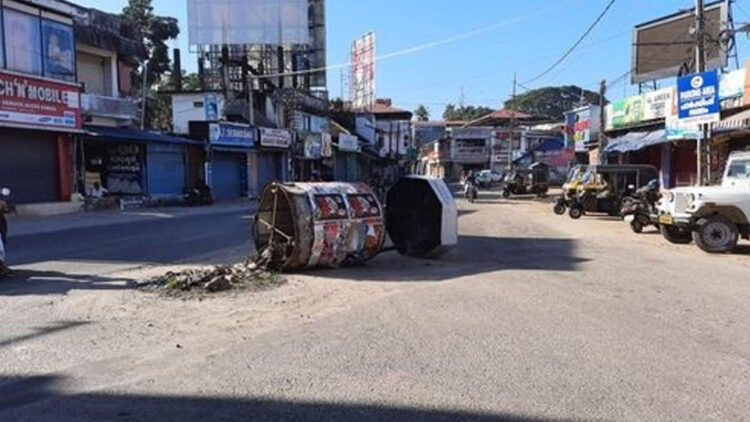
[{"left": 656, "top": 151, "right": 750, "bottom": 253}]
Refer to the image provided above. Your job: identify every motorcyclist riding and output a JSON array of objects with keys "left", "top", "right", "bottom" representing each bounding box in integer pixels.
[{"left": 464, "top": 170, "right": 478, "bottom": 203}]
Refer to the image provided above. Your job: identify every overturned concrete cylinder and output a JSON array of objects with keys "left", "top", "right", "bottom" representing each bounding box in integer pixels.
[
  {"left": 254, "top": 182, "right": 386, "bottom": 271},
  {"left": 386, "top": 176, "right": 458, "bottom": 259},
  {"left": 254, "top": 178, "right": 458, "bottom": 271}
]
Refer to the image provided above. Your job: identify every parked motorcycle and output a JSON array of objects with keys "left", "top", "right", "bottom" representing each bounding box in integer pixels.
[
  {"left": 183, "top": 183, "right": 214, "bottom": 206},
  {"left": 620, "top": 180, "right": 661, "bottom": 234}
]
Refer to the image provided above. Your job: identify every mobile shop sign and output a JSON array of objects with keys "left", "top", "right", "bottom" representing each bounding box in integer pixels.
[
  {"left": 259, "top": 127, "right": 292, "bottom": 148},
  {"left": 209, "top": 123, "right": 255, "bottom": 147},
  {"left": 0, "top": 71, "right": 81, "bottom": 130},
  {"left": 338, "top": 133, "right": 360, "bottom": 152},
  {"left": 678, "top": 70, "right": 720, "bottom": 126}
]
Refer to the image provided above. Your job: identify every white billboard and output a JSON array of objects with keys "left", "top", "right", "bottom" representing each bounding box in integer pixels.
[
  {"left": 350, "top": 32, "right": 376, "bottom": 110},
  {"left": 187, "top": 0, "right": 310, "bottom": 46}
]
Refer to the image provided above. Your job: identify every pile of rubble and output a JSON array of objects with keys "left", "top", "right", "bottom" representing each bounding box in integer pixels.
[{"left": 141, "top": 261, "right": 284, "bottom": 295}]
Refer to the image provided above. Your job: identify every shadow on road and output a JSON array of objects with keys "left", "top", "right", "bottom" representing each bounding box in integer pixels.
[
  {"left": 0, "top": 269, "right": 134, "bottom": 296},
  {"left": 314, "top": 235, "right": 588, "bottom": 282},
  {"left": 0, "top": 375, "right": 578, "bottom": 422},
  {"left": 9, "top": 211, "right": 252, "bottom": 266},
  {"left": 0, "top": 321, "right": 90, "bottom": 348}
]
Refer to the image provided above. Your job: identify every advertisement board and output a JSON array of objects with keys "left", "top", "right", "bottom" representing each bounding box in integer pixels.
[
  {"left": 42, "top": 19, "right": 76, "bottom": 82},
  {"left": 259, "top": 127, "right": 292, "bottom": 148},
  {"left": 187, "top": 0, "right": 309, "bottom": 46},
  {"left": 209, "top": 122, "right": 255, "bottom": 148},
  {"left": 565, "top": 106, "right": 599, "bottom": 152},
  {"left": 677, "top": 70, "right": 720, "bottom": 126},
  {"left": 719, "top": 67, "right": 746, "bottom": 100},
  {"left": 0, "top": 70, "right": 81, "bottom": 130},
  {"left": 4, "top": 8, "right": 43, "bottom": 75},
  {"left": 338, "top": 133, "right": 360, "bottom": 152},
  {"left": 303, "top": 133, "right": 322, "bottom": 159},
  {"left": 321, "top": 133, "right": 333, "bottom": 158},
  {"left": 350, "top": 31, "right": 376, "bottom": 110},
  {"left": 610, "top": 96, "right": 644, "bottom": 129}
]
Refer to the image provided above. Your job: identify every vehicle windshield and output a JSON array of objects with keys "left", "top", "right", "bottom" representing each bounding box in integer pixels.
[{"left": 726, "top": 159, "right": 750, "bottom": 179}]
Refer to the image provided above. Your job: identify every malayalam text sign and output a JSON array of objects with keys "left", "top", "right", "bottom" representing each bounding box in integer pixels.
[{"left": 678, "top": 70, "right": 720, "bottom": 126}]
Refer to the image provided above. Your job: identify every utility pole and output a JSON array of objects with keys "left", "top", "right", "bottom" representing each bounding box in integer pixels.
[
  {"left": 695, "top": 0, "right": 707, "bottom": 185},
  {"left": 598, "top": 79, "right": 607, "bottom": 165},
  {"left": 141, "top": 59, "right": 149, "bottom": 130},
  {"left": 509, "top": 73, "right": 517, "bottom": 170}
]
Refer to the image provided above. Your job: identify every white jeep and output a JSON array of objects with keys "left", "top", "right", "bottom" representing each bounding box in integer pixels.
[{"left": 656, "top": 151, "right": 750, "bottom": 253}]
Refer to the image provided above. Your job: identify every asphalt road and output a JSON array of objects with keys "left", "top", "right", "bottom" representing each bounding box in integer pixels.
[{"left": 1, "top": 195, "right": 750, "bottom": 421}]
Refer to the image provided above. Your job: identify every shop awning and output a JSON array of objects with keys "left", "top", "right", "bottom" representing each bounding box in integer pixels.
[
  {"left": 83, "top": 125, "right": 202, "bottom": 145},
  {"left": 605, "top": 129, "right": 667, "bottom": 153},
  {"left": 712, "top": 108, "right": 750, "bottom": 134}
]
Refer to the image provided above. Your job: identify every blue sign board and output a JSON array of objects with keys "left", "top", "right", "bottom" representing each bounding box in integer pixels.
[
  {"left": 209, "top": 123, "right": 256, "bottom": 148},
  {"left": 677, "top": 70, "right": 720, "bottom": 125}
]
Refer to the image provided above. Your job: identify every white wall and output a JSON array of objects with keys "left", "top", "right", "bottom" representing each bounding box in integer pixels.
[{"left": 171, "top": 93, "right": 223, "bottom": 134}]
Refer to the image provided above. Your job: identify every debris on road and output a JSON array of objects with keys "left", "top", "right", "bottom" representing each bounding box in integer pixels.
[{"left": 140, "top": 261, "right": 284, "bottom": 296}]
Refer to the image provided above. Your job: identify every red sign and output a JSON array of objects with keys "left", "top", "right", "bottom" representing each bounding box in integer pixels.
[{"left": 0, "top": 70, "right": 81, "bottom": 131}]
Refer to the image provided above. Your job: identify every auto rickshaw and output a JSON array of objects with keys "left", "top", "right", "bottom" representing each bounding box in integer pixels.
[
  {"left": 553, "top": 165, "right": 588, "bottom": 215},
  {"left": 567, "top": 165, "right": 658, "bottom": 219},
  {"left": 501, "top": 162, "right": 549, "bottom": 198}
]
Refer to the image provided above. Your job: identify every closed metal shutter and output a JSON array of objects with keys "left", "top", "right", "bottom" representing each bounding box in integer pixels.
[
  {"left": 258, "top": 152, "right": 283, "bottom": 190},
  {"left": 212, "top": 152, "right": 244, "bottom": 200},
  {"left": 0, "top": 130, "right": 58, "bottom": 204},
  {"left": 147, "top": 143, "right": 186, "bottom": 197}
]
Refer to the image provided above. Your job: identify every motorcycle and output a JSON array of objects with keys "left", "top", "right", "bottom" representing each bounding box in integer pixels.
[
  {"left": 0, "top": 187, "right": 12, "bottom": 277},
  {"left": 183, "top": 183, "right": 214, "bottom": 206},
  {"left": 620, "top": 180, "right": 660, "bottom": 234}
]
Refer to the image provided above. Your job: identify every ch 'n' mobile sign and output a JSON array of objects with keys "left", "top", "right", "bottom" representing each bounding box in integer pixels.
[{"left": 0, "top": 70, "right": 81, "bottom": 130}]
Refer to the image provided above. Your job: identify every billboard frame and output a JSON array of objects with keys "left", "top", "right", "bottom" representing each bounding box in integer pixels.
[{"left": 631, "top": 0, "right": 728, "bottom": 84}]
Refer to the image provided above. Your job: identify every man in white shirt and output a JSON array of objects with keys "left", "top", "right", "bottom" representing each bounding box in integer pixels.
[{"left": 89, "top": 182, "right": 108, "bottom": 199}]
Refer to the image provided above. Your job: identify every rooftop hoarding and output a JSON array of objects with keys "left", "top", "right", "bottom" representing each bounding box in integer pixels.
[
  {"left": 631, "top": 0, "right": 728, "bottom": 84},
  {"left": 350, "top": 31, "right": 376, "bottom": 110},
  {"left": 186, "top": 0, "right": 310, "bottom": 46}
]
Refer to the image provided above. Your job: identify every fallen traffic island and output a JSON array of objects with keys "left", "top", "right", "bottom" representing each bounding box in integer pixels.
[
  {"left": 140, "top": 176, "right": 458, "bottom": 296},
  {"left": 254, "top": 176, "right": 458, "bottom": 271}
]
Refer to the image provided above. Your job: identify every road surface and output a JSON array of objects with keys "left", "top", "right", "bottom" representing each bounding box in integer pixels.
[{"left": 0, "top": 194, "right": 749, "bottom": 421}]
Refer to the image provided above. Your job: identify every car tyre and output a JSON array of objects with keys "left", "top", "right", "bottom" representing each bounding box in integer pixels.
[
  {"left": 692, "top": 215, "right": 739, "bottom": 253},
  {"left": 660, "top": 224, "right": 692, "bottom": 244}
]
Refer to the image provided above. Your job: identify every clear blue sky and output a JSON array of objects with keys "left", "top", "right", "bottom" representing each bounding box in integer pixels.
[{"left": 75, "top": 0, "right": 750, "bottom": 118}]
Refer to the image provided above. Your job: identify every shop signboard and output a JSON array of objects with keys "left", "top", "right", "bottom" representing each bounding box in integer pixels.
[
  {"left": 565, "top": 106, "right": 599, "bottom": 153},
  {"left": 259, "top": 127, "right": 292, "bottom": 148},
  {"left": 303, "top": 133, "right": 322, "bottom": 159},
  {"left": 719, "top": 67, "right": 746, "bottom": 100},
  {"left": 338, "top": 133, "right": 360, "bottom": 152},
  {"left": 321, "top": 133, "right": 333, "bottom": 157},
  {"left": 0, "top": 70, "right": 81, "bottom": 130},
  {"left": 209, "top": 122, "right": 255, "bottom": 148},
  {"left": 610, "top": 96, "right": 644, "bottom": 129},
  {"left": 203, "top": 94, "right": 220, "bottom": 121},
  {"left": 643, "top": 88, "right": 673, "bottom": 121},
  {"left": 677, "top": 70, "right": 720, "bottom": 126}
]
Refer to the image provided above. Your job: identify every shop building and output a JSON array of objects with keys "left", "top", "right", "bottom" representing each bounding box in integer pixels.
[{"left": 0, "top": 0, "right": 84, "bottom": 205}]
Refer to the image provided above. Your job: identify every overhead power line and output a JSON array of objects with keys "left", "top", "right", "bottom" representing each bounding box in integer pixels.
[
  {"left": 249, "top": 0, "right": 580, "bottom": 79},
  {"left": 523, "top": 0, "right": 617, "bottom": 85}
]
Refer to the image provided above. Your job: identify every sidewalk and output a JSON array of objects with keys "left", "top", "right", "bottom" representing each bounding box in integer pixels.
[{"left": 8, "top": 200, "right": 258, "bottom": 238}]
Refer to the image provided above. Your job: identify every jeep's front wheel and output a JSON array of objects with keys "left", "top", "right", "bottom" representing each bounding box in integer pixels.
[
  {"left": 660, "top": 225, "right": 692, "bottom": 244},
  {"left": 692, "top": 215, "right": 739, "bottom": 253}
]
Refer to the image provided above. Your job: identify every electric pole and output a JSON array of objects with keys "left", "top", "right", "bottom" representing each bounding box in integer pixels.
[
  {"left": 695, "top": 0, "right": 707, "bottom": 185},
  {"left": 598, "top": 79, "right": 607, "bottom": 165},
  {"left": 509, "top": 73, "right": 517, "bottom": 170}
]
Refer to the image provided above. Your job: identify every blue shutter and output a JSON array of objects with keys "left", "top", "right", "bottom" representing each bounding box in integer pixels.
[{"left": 147, "top": 143, "right": 186, "bottom": 197}]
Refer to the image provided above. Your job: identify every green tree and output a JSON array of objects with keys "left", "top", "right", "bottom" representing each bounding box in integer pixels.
[
  {"left": 122, "top": 0, "right": 179, "bottom": 129},
  {"left": 504, "top": 85, "right": 604, "bottom": 120},
  {"left": 414, "top": 104, "right": 430, "bottom": 121},
  {"left": 442, "top": 104, "right": 494, "bottom": 121}
]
